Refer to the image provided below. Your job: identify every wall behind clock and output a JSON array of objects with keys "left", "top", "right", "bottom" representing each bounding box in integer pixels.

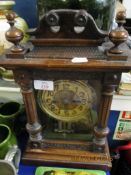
[{"left": 13, "top": 0, "right": 38, "bottom": 28}]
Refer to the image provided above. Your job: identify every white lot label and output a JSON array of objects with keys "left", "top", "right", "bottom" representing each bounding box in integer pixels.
[
  {"left": 71, "top": 57, "right": 88, "bottom": 63},
  {"left": 34, "top": 80, "right": 54, "bottom": 91}
]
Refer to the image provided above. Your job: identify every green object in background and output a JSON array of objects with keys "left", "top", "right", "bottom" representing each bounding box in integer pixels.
[
  {"left": 0, "top": 101, "right": 24, "bottom": 129},
  {"left": 0, "top": 124, "right": 17, "bottom": 159},
  {"left": 0, "top": 67, "right": 14, "bottom": 81},
  {"left": 35, "top": 166, "right": 106, "bottom": 175}
]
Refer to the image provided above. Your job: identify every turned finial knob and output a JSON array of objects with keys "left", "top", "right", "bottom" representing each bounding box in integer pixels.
[
  {"left": 116, "top": 10, "right": 126, "bottom": 21},
  {"left": 6, "top": 12, "right": 16, "bottom": 22},
  {"left": 5, "top": 12, "right": 24, "bottom": 53},
  {"left": 109, "top": 11, "right": 128, "bottom": 54}
]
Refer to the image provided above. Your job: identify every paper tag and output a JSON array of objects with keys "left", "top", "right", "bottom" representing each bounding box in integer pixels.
[
  {"left": 71, "top": 57, "right": 88, "bottom": 63},
  {"left": 34, "top": 80, "right": 54, "bottom": 91}
]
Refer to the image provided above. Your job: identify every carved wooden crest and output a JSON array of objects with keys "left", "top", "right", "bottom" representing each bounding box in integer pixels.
[{"left": 28, "top": 9, "right": 108, "bottom": 46}]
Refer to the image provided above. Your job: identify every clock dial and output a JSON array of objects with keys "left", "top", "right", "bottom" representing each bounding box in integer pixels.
[{"left": 38, "top": 80, "right": 96, "bottom": 122}]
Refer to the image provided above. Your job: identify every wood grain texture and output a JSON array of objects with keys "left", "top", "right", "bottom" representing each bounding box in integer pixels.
[{"left": 22, "top": 139, "right": 111, "bottom": 171}]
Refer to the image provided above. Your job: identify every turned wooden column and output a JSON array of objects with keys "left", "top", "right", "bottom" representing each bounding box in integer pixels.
[
  {"left": 5, "top": 11, "right": 43, "bottom": 144},
  {"left": 13, "top": 70, "right": 42, "bottom": 142},
  {"left": 93, "top": 73, "right": 121, "bottom": 149}
]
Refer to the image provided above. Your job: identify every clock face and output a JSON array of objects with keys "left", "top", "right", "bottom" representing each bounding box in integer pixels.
[{"left": 37, "top": 80, "right": 96, "bottom": 122}]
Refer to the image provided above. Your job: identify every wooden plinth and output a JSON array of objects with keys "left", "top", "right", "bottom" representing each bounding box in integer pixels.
[{"left": 22, "top": 139, "right": 112, "bottom": 171}]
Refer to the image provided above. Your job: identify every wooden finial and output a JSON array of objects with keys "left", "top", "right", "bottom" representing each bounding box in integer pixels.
[
  {"left": 109, "top": 11, "right": 128, "bottom": 54},
  {"left": 5, "top": 12, "right": 24, "bottom": 53}
]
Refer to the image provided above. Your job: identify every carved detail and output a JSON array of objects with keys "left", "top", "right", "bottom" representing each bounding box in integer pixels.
[
  {"left": 45, "top": 11, "right": 59, "bottom": 26},
  {"left": 74, "top": 10, "right": 88, "bottom": 26},
  {"left": 109, "top": 11, "right": 128, "bottom": 54},
  {"left": 26, "top": 123, "right": 42, "bottom": 142},
  {"left": 93, "top": 126, "right": 110, "bottom": 149},
  {"left": 28, "top": 9, "right": 107, "bottom": 46},
  {"left": 93, "top": 73, "right": 121, "bottom": 148},
  {"left": 13, "top": 70, "right": 32, "bottom": 91},
  {"left": 5, "top": 12, "right": 24, "bottom": 53}
]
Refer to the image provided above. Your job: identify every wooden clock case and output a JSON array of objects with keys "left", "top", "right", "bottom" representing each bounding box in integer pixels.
[{"left": 0, "top": 9, "right": 131, "bottom": 171}]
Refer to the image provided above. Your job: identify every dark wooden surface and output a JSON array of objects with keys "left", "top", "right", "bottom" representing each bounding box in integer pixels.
[
  {"left": 28, "top": 9, "right": 107, "bottom": 41},
  {"left": 0, "top": 55, "right": 131, "bottom": 71}
]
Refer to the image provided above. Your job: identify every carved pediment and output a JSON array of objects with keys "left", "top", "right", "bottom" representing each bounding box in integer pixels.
[{"left": 28, "top": 10, "right": 108, "bottom": 46}]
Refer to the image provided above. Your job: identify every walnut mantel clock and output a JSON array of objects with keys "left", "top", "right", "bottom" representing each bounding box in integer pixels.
[{"left": 0, "top": 0, "right": 131, "bottom": 171}]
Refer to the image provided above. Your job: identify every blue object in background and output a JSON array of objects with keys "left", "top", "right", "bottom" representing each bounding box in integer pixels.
[
  {"left": 19, "top": 164, "right": 36, "bottom": 175},
  {"left": 13, "top": 0, "right": 38, "bottom": 28},
  {"left": 108, "top": 111, "right": 128, "bottom": 149}
]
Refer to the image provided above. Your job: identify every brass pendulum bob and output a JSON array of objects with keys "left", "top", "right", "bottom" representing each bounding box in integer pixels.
[
  {"left": 5, "top": 12, "right": 24, "bottom": 53},
  {"left": 109, "top": 11, "right": 128, "bottom": 54}
]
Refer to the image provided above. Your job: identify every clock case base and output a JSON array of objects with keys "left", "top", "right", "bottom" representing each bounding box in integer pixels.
[{"left": 22, "top": 139, "right": 112, "bottom": 171}]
